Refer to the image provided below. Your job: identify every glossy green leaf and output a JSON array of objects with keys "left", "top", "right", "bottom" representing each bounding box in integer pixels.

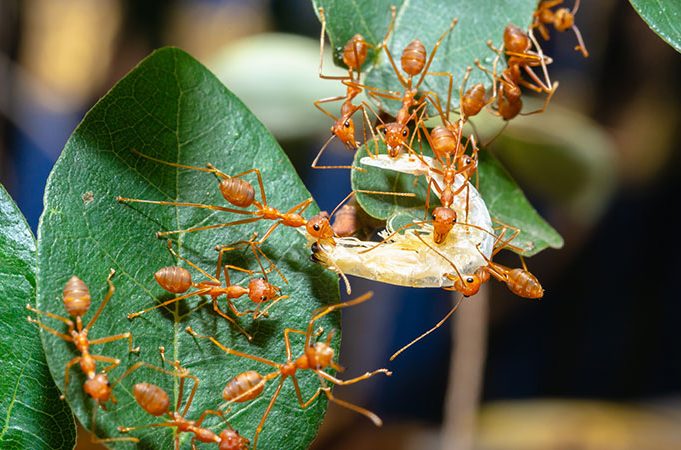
[
  {"left": 351, "top": 141, "right": 563, "bottom": 256},
  {"left": 630, "top": 0, "right": 681, "bottom": 54},
  {"left": 0, "top": 185, "right": 75, "bottom": 449},
  {"left": 312, "top": 0, "right": 538, "bottom": 114},
  {"left": 37, "top": 47, "right": 339, "bottom": 449}
]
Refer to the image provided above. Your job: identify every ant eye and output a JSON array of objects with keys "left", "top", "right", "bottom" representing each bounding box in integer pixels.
[
  {"left": 344, "top": 120, "right": 350, "bottom": 128},
  {"left": 466, "top": 277, "right": 474, "bottom": 283},
  {"left": 261, "top": 296, "right": 267, "bottom": 301},
  {"left": 313, "top": 224, "right": 320, "bottom": 231},
  {"left": 402, "top": 129, "right": 408, "bottom": 137}
]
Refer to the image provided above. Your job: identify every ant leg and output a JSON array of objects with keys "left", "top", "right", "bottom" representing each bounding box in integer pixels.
[
  {"left": 311, "top": 135, "right": 357, "bottom": 171},
  {"left": 414, "top": 17, "right": 458, "bottom": 89},
  {"left": 92, "top": 408, "right": 140, "bottom": 444},
  {"left": 571, "top": 24, "right": 589, "bottom": 57},
  {"left": 26, "top": 316, "right": 73, "bottom": 342},
  {"left": 520, "top": 81, "right": 559, "bottom": 116},
  {"left": 211, "top": 301, "right": 253, "bottom": 341},
  {"left": 313, "top": 96, "right": 345, "bottom": 120},
  {"left": 357, "top": 220, "right": 425, "bottom": 254},
  {"left": 194, "top": 410, "right": 224, "bottom": 427},
  {"left": 90, "top": 354, "right": 121, "bottom": 373},
  {"left": 84, "top": 269, "right": 116, "bottom": 331},
  {"left": 166, "top": 240, "right": 220, "bottom": 283},
  {"left": 25, "top": 304, "right": 74, "bottom": 330},
  {"left": 117, "top": 422, "right": 176, "bottom": 434},
  {"left": 116, "top": 197, "right": 251, "bottom": 216},
  {"left": 305, "top": 292, "right": 374, "bottom": 347},
  {"left": 283, "top": 327, "right": 307, "bottom": 360},
  {"left": 252, "top": 378, "right": 285, "bottom": 450},
  {"left": 185, "top": 327, "right": 277, "bottom": 366},
  {"left": 380, "top": 6, "right": 408, "bottom": 88},
  {"left": 322, "top": 386, "right": 384, "bottom": 426},
  {"left": 89, "top": 332, "right": 139, "bottom": 353},
  {"left": 156, "top": 216, "right": 262, "bottom": 238},
  {"left": 527, "top": 29, "right": 554, "bottom": 88},
  {"left": 316, "top": 7, "right": 353, "bottom": 81},
  {"left": 127, "top": 289, "right": 208, "bottom": 319},
  {"left": 62, "top": 356, "right": 81, "bottom": 396},
  {"left": 390, "top": 296, "right": 464, "bottom": 360},
  {"left": 316, "top": 368, "right": 392, "bottom": 386},
  {"left": 254, "top": 294, "right": 289, "bottom": 319}
]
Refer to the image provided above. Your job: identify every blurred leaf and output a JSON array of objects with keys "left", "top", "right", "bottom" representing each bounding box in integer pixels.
[
  {"left": 630, "top": 0, "right": 681, "bottom": 53},
  {"left": 37, "top": 47, "right": 339, "bottom": 449},
  {"left": 312, "top": 0, "right": 537, "bottom": 114},
  {"left": 351, "top": 141, "right": 563, "bottom": 256},
  {"left": 0, "top": 185, "right": 75, "bottom": 449}
]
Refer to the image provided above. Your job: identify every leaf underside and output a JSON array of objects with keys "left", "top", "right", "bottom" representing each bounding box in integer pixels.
[
  {"left": 629, "top": 0, "right": 681, "bottom": 54},
  {"left": 37, "top": 47, "right": 339, "bottom": 450},
  {"left": 0, "top": 184, "right": 75, "bottom": 449}
]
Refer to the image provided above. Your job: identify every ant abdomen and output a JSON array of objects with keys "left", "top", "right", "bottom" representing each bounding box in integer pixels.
[
  {"left": 155, "top": 266, "right": 192, "bottom": 294},
  {"left": 401, "top": 39, "right": 427, "bottom": 76},
  {"left": 503, "top": 24, "right": 530, "bottom": 53},
  {"left": 133, "top": 382, "right": 170, "bottom": 416},
  {"left": 508, "top": 268, "right": 544, "bottom": 299},
  {"left": 331, "top": 204, "right": 358, "bottom": 237},
  {"left": 222, "top": 370, "right": 264, "bottom": 402},
  {"left": 63, "top": 275, "right": 91, "bottom": 317},
  {"left": 219, "top": 177, "right": 255, "bottom": 208},
  {"left": 430, "top": 126, "right": 458, "bottom": 160},
  {"left": 342, "top": 34, "right": 368, "bottom": 70},
  {"left": 461, "top": 83, "right": 487, "bottom": 117}
]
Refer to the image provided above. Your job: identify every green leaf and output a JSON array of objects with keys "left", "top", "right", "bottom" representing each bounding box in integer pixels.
[
  {"left": 312, "top": 0, "right": 538, "bottom": 113},
  {"left": 37, "top": 47, "right": 339, "bottom": 449},
  {"left": 630, "top": 0, "right": 681, "bottom": 54},
  {"left": 476, "top": 151, "right": 564, "bottom": 256},
  {"left": 0, "top": 185, "right": 75, "bottom": 449},
  {"left": 351, "top": 141, "right": 563, "bottom": 256}
]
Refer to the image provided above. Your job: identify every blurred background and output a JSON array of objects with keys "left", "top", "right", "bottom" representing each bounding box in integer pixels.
[{"left": 2, "top": 0, "right": 681, "bottom": 449}]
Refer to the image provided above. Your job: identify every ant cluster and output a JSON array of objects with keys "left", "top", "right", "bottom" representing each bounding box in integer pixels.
[{"left": 26, "top": 1, "right": 584, "bottom": 448}]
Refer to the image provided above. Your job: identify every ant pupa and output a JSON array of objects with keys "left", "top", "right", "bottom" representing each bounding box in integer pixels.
[
  {"left": 128, "top": 241, "right": 287, "bottom": 341},
  {"left": 313, "top": 8, "right": 381, "bottom": 170},
  {"left": 186, "top": 291, "right": 391, "bottom": 450},
  {"left": 533, "top": 0, "right": 589, "bottom": 57},
  {"left": 118, "top": 351, "right": 249, "bottom": 450},
  {"left": 26, "top": 269, "right": 140, "bottom": 444}
]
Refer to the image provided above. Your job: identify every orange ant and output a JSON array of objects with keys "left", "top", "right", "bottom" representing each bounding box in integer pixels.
[
  {"left": 533, "top": 0, "right": 589, "bottom": 58},
  {"left": 362, "top": 6, "right": 457, "bottom": 157},
  {"left": 128, "top": 241, "right": 287, "bottom": 341},
  {"left": 118, "top": 350, "right": 249, "bottom": 450},
  {"left": 312, "top": 8, "right": 380, "bottom": 170},
  {"left": 26, "top": 269, "right": 139, "bottom": 444},
  {"left": 186, "top": 291, "right": 391, "bottom": 450}
]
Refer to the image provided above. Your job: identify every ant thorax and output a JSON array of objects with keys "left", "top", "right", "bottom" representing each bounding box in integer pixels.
[{"left": 310, "top": 154, "right": 494, "bottom": 288}]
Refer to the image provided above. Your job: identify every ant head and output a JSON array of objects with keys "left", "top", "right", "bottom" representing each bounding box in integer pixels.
[
  {"left": 342, "top": 34, "right": 368, "bottom": 71},
  {"left": 63, "top": 276, "right": 91, "bottom": 318},
  {"left": 553, "top": 8, "right": 574, "bottom": 31},
  {"left": 432, "top": 207, "right": 457, "bottom": 244},
  {"left": 503, "top": 24, "right": 530, "bottom": 53},
  {"left": 331, "top": 117, "right": 357, "bottom": 149},
  {"left": 384, "top": 123, "right": 409, "bottom": 157},
  {"left": 306, "top": 214, "right": 334, "bottom": 240},
  {"left": 83, "top": 373, "right": 113, "bottom": 404},
  {"left": 455, "top": 274, "right": 482, "bottom": 297},
  {"left": 248, "top": 278, "right": 278, "bottom": 303},
  {"left": 307, "top": 341, "right": 335, "bottom": 370},
  {"left": 133, "top": 382, "right": 170, "bottom": 416},
  {"left": 219, "top": 429, "right": 250, "bottom": 450}
]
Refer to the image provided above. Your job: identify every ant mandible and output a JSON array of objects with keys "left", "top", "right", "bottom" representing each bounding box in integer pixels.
[
  {"left": 186, "top": 291, "right": 391, "bottom": 450},
  {"left": 26, "top": 269, "right": 139, "bottom": 444}
]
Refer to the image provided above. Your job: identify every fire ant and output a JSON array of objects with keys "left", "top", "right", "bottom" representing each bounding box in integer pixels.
[
  {"left": 118, "top": 350, "right": 249, "bottom": 450},
  {"left": 186, "top": 291, "right": 391, "bottom": 450},
  {"left": 533, "top": 0, "right": 589, "bottom": 57},
  {"left": 26, "top": 269, "right": 139, "bottom": 444},
  {"left": 128, "top": 241, "right": 286, "bottom": 341},
  {"left": 364, "top": 6, "right": 458, "bottom": 158},
  {"left": 312, "top": 8, "right": 380, "bottom": 170}
]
